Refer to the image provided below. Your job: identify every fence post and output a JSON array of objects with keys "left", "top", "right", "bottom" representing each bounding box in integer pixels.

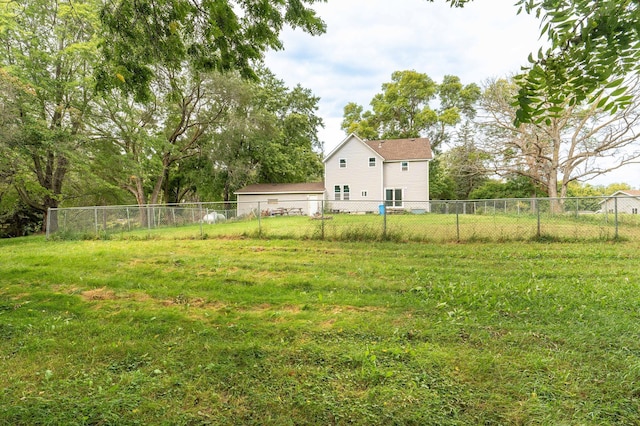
[
  {"left": 536, "top": 198, "right": 541, "bottom": 238},
  {"left": 94, "top": 207, "right": 99, "bottom": 236},
  {"left": 258, "top": 201, "right": 262, "bottom": 237},
  {"left": 126, "top": 208, "right": 131, "bottom": 232},
  {"left": 321, "top": 199, "right": 325, "bottom": 240},
  {"left": 615, "top": 197, "right": 619, "bottom": 240},
  {"left": 46, "top": 208, "right": 51, "bottom": 240},
  {"left": 456, "top": 202, "right": 460, "bottom": 242},
  {"left": 198, "top": 204, "right": 203, "bottom": 238},
  {"left": 383, "top": 201, "right": 387, "bottom": 239}
]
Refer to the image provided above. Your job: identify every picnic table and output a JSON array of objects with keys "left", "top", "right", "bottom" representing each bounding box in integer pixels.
[{"left": 271, "top": 207, "right": 303, "bottom": 216}]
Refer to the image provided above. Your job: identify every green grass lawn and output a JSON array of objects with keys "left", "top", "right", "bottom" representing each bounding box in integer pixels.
[{"left": 2, "top": 235, "right": 640, "bottom": 424}]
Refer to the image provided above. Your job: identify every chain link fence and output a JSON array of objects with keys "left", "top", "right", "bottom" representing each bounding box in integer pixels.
[{"left": 46, "top": 196, "right": 640, "bottom": 242}]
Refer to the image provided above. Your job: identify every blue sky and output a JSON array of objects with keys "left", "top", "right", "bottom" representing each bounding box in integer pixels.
[{"left": 264, "top": 0, "right": 639, "bottom": 187}]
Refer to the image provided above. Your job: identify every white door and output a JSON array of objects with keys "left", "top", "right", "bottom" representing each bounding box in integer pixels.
[{"left": 307, "top": 195, "right": 321, "bottom": 216}]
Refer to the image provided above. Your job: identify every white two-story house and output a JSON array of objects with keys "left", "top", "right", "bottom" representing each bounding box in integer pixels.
[
  {"left": 324, "top": 133, "right": 433, "bottom": 212},
  {"left": 234, "top": 133, "right": 433, "bottom": 216}
]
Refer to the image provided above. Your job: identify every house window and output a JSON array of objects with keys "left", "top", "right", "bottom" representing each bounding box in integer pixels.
[
  {"left": 362, "top": 190, "right": 368, "bottom": 197},
  {"left": 343, "top": 185, "right": 350, "bottom": 200},
  {"left": 334, "top": 185, "right": 341, "bottom": 201},
  {"left": 339, "top": 158, "right": 347, "bottom": 168},
  {"left": 385, "top": 188, "right": 403, "bottom": 207},
  {"left": 633, "top": 208, "right": 638, "bottom": 214},
  {"left": 401, "top": 161, "right": 409, "bottom": 171},
  {"left": 369, "top": 157, "right": 376, "bottom": 167}
]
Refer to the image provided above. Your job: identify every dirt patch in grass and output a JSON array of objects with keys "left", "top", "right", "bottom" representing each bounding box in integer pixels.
[
  {"left": 81, "top": 288, "right": 117, "bottom": 300},
  {"left": 328, "top": 305, "right": 387, "bottom": 314},
  {"left": 78, "top": 287, "right": 153, "bottom": 304}
]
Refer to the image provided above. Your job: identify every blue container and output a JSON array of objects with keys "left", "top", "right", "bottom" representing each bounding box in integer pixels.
[{"left": 378, "top": 204, "right": 385, "bottom": 215}]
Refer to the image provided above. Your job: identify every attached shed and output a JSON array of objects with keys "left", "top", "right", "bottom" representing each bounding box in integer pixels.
[
  {"left": 599, "top": 190, "right": 640, "bottom": 214},
  {"left": 235, "top": 183, "right": 326, "bottom": 217}
]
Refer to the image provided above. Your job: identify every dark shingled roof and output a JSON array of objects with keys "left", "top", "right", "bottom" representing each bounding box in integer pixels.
[
  {"left": 235, "top": 182, "right": 325, "bottom": 194},
  {"left": 364, "top": 138, "right": 433, "bottom": 161}
]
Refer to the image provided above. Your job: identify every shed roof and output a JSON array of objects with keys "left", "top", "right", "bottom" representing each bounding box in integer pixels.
[
  {"left": 604, "top": 190, "right": 640, "bottom": 197},
  {"left": 235, "top": 182, "right": 325, "bottom": 195}
]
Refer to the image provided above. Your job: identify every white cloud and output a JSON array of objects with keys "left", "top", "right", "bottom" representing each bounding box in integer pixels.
[
  {"left": 265, "top": 0, "right": 542, "bottom": 147},
  {"left": 264, "top": 0, "right": 640, "bottom": 187}
]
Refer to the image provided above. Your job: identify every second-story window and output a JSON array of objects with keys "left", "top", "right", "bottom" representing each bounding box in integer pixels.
[
  {"left": 401, "top": 161, "right": 409, "bottom": 171},
  {"left": 339, "top": 158, "right": 347, "bottom": 168},
  {"left": 369, "top": 157, "right": 376, "bottom": 167}
]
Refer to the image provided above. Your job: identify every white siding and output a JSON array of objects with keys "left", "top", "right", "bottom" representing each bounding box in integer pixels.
[
  {"left": 324, "top": 135, "right": 383, "bottom": 212},
  {"left": 383, "top": 160, "right": 430, "bottom": 206},
  {"left": 601, "top": 197, "right": 640, "bottom": 214},
  {"left": 236, "top": 193, "right": 324, "bottom": 216}
]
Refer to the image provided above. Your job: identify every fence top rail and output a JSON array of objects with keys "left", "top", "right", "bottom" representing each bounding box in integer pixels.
[
  {"left": 47, "top": 195, "right": 637, "bottom": 212},
  {"left": 49, "top": 203, "right": 238, "bottom": 212}
]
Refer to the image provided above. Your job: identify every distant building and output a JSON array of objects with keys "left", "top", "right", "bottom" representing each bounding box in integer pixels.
[{"left": 599, "top": 190, "right": 640, "bottom": 214}]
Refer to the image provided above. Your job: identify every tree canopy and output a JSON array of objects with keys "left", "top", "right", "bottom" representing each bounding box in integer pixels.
[
  {"left": 440, "top": 0, "right": 640, "bottom": 124},
  {"left": 98, "top": 0, "right": 327, "bottom": 101},
  {"left": 0, "top": 0, "right": 326, "bottom": 234},
  {"left": 478, "top": 76, "right": 640, "bottom": 201},
  {"left": 341, "top": 70, "right": 480, "bottom": 151}
]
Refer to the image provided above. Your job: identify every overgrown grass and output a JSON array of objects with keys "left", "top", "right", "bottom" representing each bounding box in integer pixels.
[{"left": 2, "top": 235, "right": 640, "bottom": 424}]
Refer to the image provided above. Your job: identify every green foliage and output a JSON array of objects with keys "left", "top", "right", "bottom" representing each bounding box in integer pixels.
[
  {"left": 470, "top": 176, "right": 543, "bottom": 199},
  {"left": 0, "top": 0, "right": 328, "bottom": 235},
  {"left": 438, "top": 122, "right": 489, "bottom": 199},
  {"left": 98, "top": 0, "right": 327, "bottom": 101},
  {"left": 0, "top": 0, "right": 101, "bottom": 231},
  {"left": 428, "top": 159, "right": 457, "bottom": 200},
  {"left": 512, "top": 0, "right": 640, "bottom": 124},
  {"left": 179, "top": 70, "right": 324, "bottom": 202},
  {"left": 438, "top": 0, "right": 639, "bottom": 123},
  {"left": 341, "top": 71, "right": 480, "bottom": 151},
  {"left": 0, "top": 189, "right": 42, "bottom": 237}
]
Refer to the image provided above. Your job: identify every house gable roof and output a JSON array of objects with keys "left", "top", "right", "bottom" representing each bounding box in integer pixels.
[
  {"left": 323, "top": 133, "right": 433, "bottom": 163},
  {"left": 235, "top": 182, "right": 325, "bottom": 195},
  {"left": 616, "top": 190, "right": 640, "bottom": 197},
  {"left": 364, "top": 137, "right": 433, "bottom": 161},
  {"left": 598, "top": 189, "right": 640, "bottom": 204},
  {"left": 323, "top": 133, "right": 380, "bottom": 163}
]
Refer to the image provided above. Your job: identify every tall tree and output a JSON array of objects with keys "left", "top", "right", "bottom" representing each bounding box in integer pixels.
[
  {"left": 341, "top": 70, "right": 480, "bottom": 201},
  {"left": 478, "top": 77, "right": 640, "bottom": 206},
  {"left": 341, "top": 70, "right": 480, "bottom": 151},
  {"left": 98, "top": 0, "right": 326, "bottom": 101},
  {"left": 0, "top": 0, "right": 100, "bottom": 231},
  {"left": 439, "top": 122, "right": 489, "bottom": 199},
  {"left": 184, "top": 70, "right": 324, "bottom": 203},
  {"left": 89, "top": 68, "right": 232, "bottom": 207}
]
